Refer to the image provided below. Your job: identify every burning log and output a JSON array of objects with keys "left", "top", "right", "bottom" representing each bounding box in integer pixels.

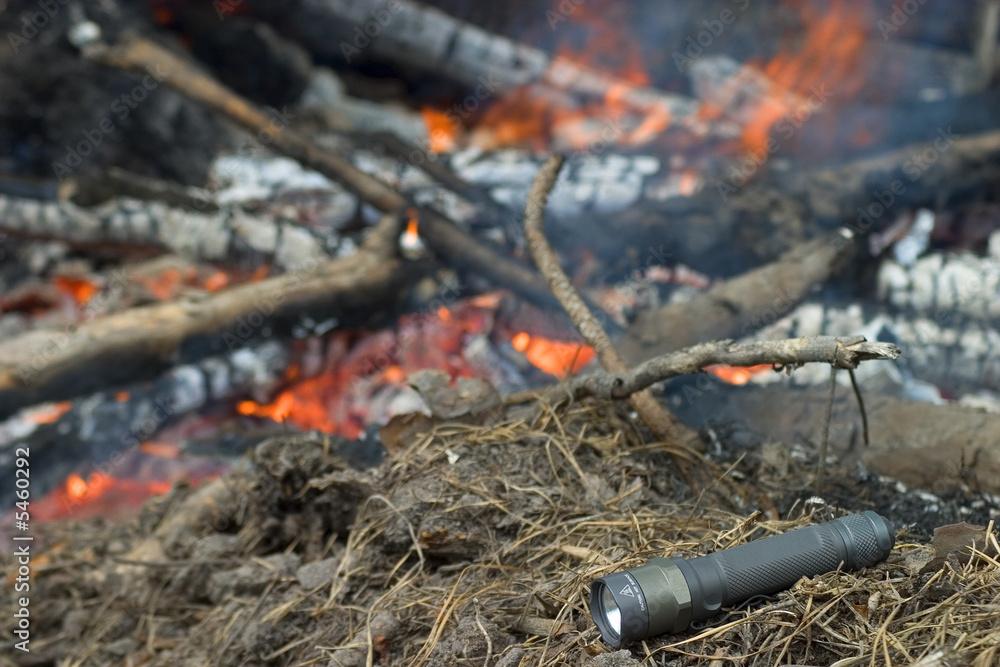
[
  {"left": 607, "top": 128, "right": 1000, "bottom": 273},
  {"left": 0, "top": 215, "right": 414, "bottom": 420},
  {"left": 83, "top": 34, "right": 580, "bottom": 318},
  {"left": 0, "top": 342, "right": 289, "bottom": 504},
  {"left": 0, "top": 194, "right": 329, "bottom": 271},
  {"left": 619, "top": 229, "right": 858, "bottom": 364},
  {"left": 783, "top": 129, "right": 1000, "bottom": 224},
  {"left": 257, "top": 0, "right": 700, "bottom": 131}
]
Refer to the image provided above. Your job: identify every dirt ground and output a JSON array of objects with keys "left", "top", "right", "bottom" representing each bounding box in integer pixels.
[{"left": 4, "top": 400, "right": 999, "bottom": 666}]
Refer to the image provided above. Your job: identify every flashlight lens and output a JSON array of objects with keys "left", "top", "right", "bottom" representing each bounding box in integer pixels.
[{"left": 601, "top": 586, "right": 621, "bottom": 635}]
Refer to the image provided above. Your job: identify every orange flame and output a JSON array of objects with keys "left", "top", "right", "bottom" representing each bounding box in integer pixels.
[
  {"left": 201, "top": 270, "right": 231, "bottom": 292},
  {"left": 422, "top": 108, "right": 459, "bottom": 153},
  {"left": 739, "top": 1, "right": 868, "bottom": 158},
  {"left": 53, "top": 275, "right": 98, "bottom": 305},
  {"left": 28, "top": 401, "right": 72, "bottom": 425},
  {"left": 425, "top": 1, "right": 672, "bottom": 151},
  {"left": 511, "top": 331, "right": 595, "bottom": 378},
  {"left": 706, "top": 364, "right": 773, "bottom": 386}
]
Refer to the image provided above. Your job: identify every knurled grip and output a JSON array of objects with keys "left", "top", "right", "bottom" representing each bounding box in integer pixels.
[{"left": 675, "top": 511, "right": 894, "bottom": 620}]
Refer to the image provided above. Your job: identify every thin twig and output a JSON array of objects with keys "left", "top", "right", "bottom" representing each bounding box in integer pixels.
[
  {"left": 523, "top": 155, "right": 689, "bottom": 444},
  {"left": 816, "top": 366, "right": 838, "bottom": 488},
  {"left": 507, "top": 335, "right": 902, "bottom": 403},
  {"left": 848, "top": 368, "right": 870, "bottom": 447}
]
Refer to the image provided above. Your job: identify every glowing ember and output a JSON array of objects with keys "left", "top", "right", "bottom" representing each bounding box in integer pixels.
[
  {"left": 235, "top": 299, "right": 499, "bottom": 437},
  {"left": 237, "top": 391, "right": 296, "bottom": 423},
  {"left": 53, "top": 275, "right": 98, "bottom": 305},
  {"left": 511, "top": 331, "right": 594, "bottom": 378},
  {"left": 137, "top": 266, "right": 188, "bottom": 300},
  {"left": 28, "top": 401, "right": 72, "bottom": 425},
  {"left": 135, "top": 265, "right": 244, "bottom": 300},
  {"left": 201, "top": 270, "right": 231, "bottom": 292},
  {"left": 706, "top": 364, "right": 773, "bottom": 386},
  {"left": 34, "top": 471, "right": 179, "bottom": 523},
  {"left": 139, "top": 441, "right": 182, "bottom": 459},
  {"left": 422, "top": 107, "right": 459, "bottom": 153}
]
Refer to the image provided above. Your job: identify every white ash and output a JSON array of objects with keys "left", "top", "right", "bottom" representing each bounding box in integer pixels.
[
  {"left": 744, "top": 301, "right": 1000, "bottom": 398},
  {"left": 0, "top": 342, "right": 289, "bottom": 452},
  {"left": 212, "top": 154, "right": 340, "bottom": 203},
  {"left": 445, "top": 149, "right": 670, "bottom": 218},
  {"left": 210, "top": 144, "right": 694, "bottom": 232},
  {"left": 878, "top": 250, "right": 999, "bottom": 322},
  {"left": 0, "top": 194, "right": 330, "bottom": 271},
  {"left": 891, "top": 208, "right": 935, "bottom": 266}
]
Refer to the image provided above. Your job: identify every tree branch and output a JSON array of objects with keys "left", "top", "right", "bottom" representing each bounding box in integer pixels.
[
  {"left": 563, "top": 336, "right": 901, "bottom": 400},
  {"left": 82, "top": 34, "right": 567, "bottom": 314},
  {"left": 523, "top": 155, "right": 691, "bottom": 443}
]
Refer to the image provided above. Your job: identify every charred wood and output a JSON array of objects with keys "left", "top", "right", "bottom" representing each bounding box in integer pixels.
[
  {"left": 0, "top": 216, "right": 414, "bottom": 420},
  {"left": 0, "top": 194, "right": 329, "bottom": 271},
  {"left": 0, "top": 342, "right": 289, "bottom": 504},
  {"left": 255, "top": 0, "right": 700, "bottom": 130},
  {"left": 85, "top": 34, "right": 609, "bottom": 322},
  {"left": 618, "top": 230, "right": 858, "bottom": 364}
]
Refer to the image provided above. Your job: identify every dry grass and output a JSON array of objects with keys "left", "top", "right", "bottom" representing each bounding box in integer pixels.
[{"left": 5, "top": 401, "right": 999, "bottom": 666}]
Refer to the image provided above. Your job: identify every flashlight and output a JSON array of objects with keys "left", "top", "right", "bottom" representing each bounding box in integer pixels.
[{"left": 590, "top": 511, "right": 894, "bottom": 647}]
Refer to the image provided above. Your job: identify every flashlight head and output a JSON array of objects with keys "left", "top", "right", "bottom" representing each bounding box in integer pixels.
[{"left": 590, "top": 558, "right": 692, "bottom": 648}]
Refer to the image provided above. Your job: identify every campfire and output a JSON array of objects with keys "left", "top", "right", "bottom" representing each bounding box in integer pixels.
[{"left": 1, "top": 0, "right": 999, "bottom": 664}]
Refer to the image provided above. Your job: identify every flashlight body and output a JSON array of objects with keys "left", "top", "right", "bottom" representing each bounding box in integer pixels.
[
  {"left": 677, "top": 511, "right": 891, "bottom": 622},
  {"left": 591, "top": 511, "right": 894, "bottom": 647}
]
